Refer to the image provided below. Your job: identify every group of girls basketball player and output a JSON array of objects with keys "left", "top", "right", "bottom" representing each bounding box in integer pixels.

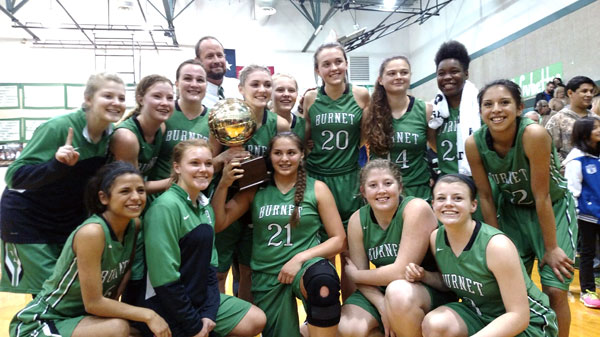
[{"left": 1, "top": 38, "right": 581, "bottom": 337}]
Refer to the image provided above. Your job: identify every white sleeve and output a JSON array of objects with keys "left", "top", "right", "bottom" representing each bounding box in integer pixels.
[{"left": 564, "top": 159, "right": 582, "bottom": 200}]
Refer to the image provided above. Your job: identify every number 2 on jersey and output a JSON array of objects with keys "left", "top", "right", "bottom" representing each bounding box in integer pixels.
[{"left": 441, "top": 139, "right": 455, "bottom": 161}]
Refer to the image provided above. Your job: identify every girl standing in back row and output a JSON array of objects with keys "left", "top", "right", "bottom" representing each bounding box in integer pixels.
[
  {"left": 364, "top": 56, "right": 434, "bottom": 201},
  {"left": 303, "top": 42, "right": 370, "bottom": 298}
]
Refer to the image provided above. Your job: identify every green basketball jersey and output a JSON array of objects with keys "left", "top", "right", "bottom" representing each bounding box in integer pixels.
[
  {"left": 307, "top": 85, "right": 362, "bottom": 175},
  {"left": 149, "top": 104, "right": 210, "bottom": 180},
  {"left": 473, "top": 117, "right": 566, "bottom": 206},
  {"left": 12, "top": 215, "right": 136, "bottom": 324},
  {"left": 115, "top": 116, "right": 163, "bottom": 177},
  {"left": 435, "top": 222, "right": 554, "bottom": 328},
  {"left": 370, "top": 97, "right": 430, "bottom": 188},
  {"left": 359, "top": 196, "right": 414, "bottom": 267},
  {"left": 290, "top": 114, "right": 306, "bottom": 142},
  {"left": 243, "top": 109, "right": 278, "bottom": 157},
  {"left": 435, "top": 106, "right": 459, "bottom": 175},
  {"left": 250, "top": 177, "right": 322, "bottom": 274}
]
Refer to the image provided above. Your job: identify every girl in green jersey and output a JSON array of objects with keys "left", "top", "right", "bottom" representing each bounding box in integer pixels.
[
  {"left": 364, "top": 56, "right": 435, "bottom": 201},
  {"left": 212, "top": 132, "right": 345, "bottom": 337},
  {"left": 140, "top": 140, "right": 265, "bottom": 337},
  {"left": 148, "top": 59, "right": 211, "bottom": 182},
  {"left": 10, "top": 161, "right": 171, "bottom": 337},
  {"left": 406, "top": 174, "right": 557, "bottom": 337},
  {"left": 209, "top": 65, "right": 289, "bottom": 302},
  {"left": 339, "top": 159, "right": 442, "bottom": 337},
  {"left": 110, "top": 74, "right": 176, "bottom": 304},
  {"left": 303, "top": 42, "right": 370, "bottom": 299},
  {"left": 111, "top": 74, "right": 175, "bottom": 194},
  {"left": 1, "top": 73, "right": 127, "bottom": 295},
  {"left": 466, "top": 80, "right": 576, "bottom": 337},
  {"left": 272, "top": 73, "right": 305, "bottom": 141}
]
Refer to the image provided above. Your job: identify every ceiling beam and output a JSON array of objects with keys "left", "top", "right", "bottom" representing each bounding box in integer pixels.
[
  {"left": 0, "top": 2, "right": 39, "bottom": 41},
  {"left": 161, "top": 0, "right": 178, "bottom": 46},
  {"left": 6, "top": 0, "right": 29, "bottom": 14},
  {"left": 339, "top": 0, "right": 453, "bottom": 52},
  {"left": 173, "top": 0, "right": 195, "bottom": 20},
  {"left": 55, "top": 0, "right": 96, "bottom": 48},
  {"left": 32, "top": 39, "right": 180, "bottom": 50},
  {"left": 290, "top": 0, "right": 339, "bottom": 52},
  {"left": 146, "top": 0, "right": 178, "bottom": 46}
]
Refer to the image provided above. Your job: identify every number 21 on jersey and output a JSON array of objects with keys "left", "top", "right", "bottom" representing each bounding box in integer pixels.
[{"left": 267, "top": 223, "right": 294, "bottom": 247}]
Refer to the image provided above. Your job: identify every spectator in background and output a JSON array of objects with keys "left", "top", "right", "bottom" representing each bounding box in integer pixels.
[
  {"left": 553, "top": 77, "right": 564, "bottom": 86},
  {"left": 537, "top": 99, "right": 555, "bottom": 127},
  {"left": 525, "top": 110, "right": 541, "bottom": 123},
  {"left": 549, "top": 98, "right": 565, "bottom": 113},
  {"left": 546, "top": 76, "right": 598, "bottom": 162},
  {"left": 535, "top": 81, "right": 556, "bottom": 106},
  {"left": 554, "top": 84, "right": 568, "bottom": 106}
]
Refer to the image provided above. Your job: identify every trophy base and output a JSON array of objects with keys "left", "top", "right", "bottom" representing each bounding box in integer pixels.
[{"left": 235, "top": 156, "right": 271, "bottom": 190}]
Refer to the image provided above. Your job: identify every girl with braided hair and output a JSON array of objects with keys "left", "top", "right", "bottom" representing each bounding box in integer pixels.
[
  {"left": 212, "top": 132, "right": 346, "bottom": 337},
  {"left": 364, "top": 56, "right": 434, "bottom": 201}
]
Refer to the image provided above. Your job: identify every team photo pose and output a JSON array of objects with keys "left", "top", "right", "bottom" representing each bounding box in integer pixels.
[
  {"left": 364, "top": 56, "right": 434, "bottom": 201},
  {"left": 10, "top": 161, "right": 171, "bottom": 337},
  {"left": 272, "top": 73, "right": 305, "bottom": 141},
  {"left": 407, "top": 174, "right": 557, "bottom": 337},
  {"left": 428, "top": 40, "right": 480, "bottom": 177},
  {"left": 212, "top": 132, "right": 346, "bottom": 337},
  {"left": 141, "top": 139, "right": 265, "bottom": 337},
  {"left": 465, "top": 80, "right": 577, "bottom": 337},
  {"left": 563, "top": 117, "right": 600, "bottom": 308},
  {"left": 338, "top": 159, "right": 447, "bottom": 337},
  {"left": 148, "top": 59, "right": 210, "bottom": 183},
  {"left": 210, "top": 64, "right": 289, "bottom": 301},
  {"left": 1, "top": 73, "right": 126, "bottom": 295}
]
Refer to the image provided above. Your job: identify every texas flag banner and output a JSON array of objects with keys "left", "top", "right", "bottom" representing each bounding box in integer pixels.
[{"left": 225, "top": 48, "right": 237, "bottom": 78}]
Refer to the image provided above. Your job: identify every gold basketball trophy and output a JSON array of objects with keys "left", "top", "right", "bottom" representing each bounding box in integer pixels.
[{"left": 208, "top": 98, "right": 270, "bottom": 190}]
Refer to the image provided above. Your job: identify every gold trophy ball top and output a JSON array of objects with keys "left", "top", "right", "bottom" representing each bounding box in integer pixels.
[{"left": 208, "top": 98, "right": 257, "bottom": 146}]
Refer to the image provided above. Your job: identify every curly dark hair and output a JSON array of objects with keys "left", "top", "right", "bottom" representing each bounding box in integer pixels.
[
  {"left": 364, "top": 56, "right": 411, "bottom": 156},
  {"left": 434, "top": 40, "right": 470, "bottom": 71}
]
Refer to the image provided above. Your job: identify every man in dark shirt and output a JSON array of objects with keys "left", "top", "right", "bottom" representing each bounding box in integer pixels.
[{"left": 535, "top": 81, "right": 556, "bottom": 106}]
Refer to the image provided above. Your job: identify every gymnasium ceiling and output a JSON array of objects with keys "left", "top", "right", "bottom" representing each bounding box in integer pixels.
[{"left": 0, "top": 0, "right": 453, "bottom": 51}]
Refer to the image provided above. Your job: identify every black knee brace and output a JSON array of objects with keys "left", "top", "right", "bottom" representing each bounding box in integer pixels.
[{"left": 303, "top": 259, "right": 341, "bottom": 327}]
